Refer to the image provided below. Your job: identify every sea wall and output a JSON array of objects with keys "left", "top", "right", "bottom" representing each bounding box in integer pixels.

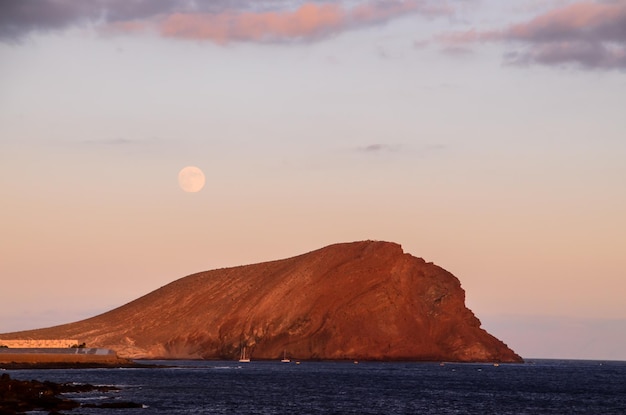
[
  {"left": 0, "top": 347, "right": 124, "bottom": 365},
  {"left": 0, "top": 339, "right": 78, "bottom": 348}
]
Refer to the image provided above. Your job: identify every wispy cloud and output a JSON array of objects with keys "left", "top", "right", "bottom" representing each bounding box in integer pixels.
[
  {"left": 355, "top": 143, "right": 445, "bottom": 156},
  {"left": 83, "top": 138, "right": 135, "bottom": 146},
  {"left": 1, "top": 0, "right": 452, "bottom": 44},
  {"left": 440, "top": 0, "right": 626, "bottom": 70},
  {"left": 358, "top": 143, "right": 401, "bottom": 153},
  {"left": 77, "top": 137, "right": 171, "bottom": 154}
]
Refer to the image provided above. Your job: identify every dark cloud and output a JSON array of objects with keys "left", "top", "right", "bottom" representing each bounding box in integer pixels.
[
  {"left": 0, "top": 0, "right": 177, "bottom": 42},
  {"left": 0, "top": 0, "right": 87, "bottom": 41},
  {"left": 441, "top": 1, "right": 626, "bottom": 70},
  {"left": 0, "top": 0, "right": 255, "bottom": 42},
  {"left": 504, "top": 40, "right": 626, "bottom": 69},
  {"left": 502, "top": 0, "right": 626, "bottom": 69}
]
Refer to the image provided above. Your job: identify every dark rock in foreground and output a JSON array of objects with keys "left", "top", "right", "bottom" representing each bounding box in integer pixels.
[
  {"left": 1, "top": 241, "right": 522, "bottom": 362},
  {"left": 0, "top": 373, "right": 141, "bottom": 415}
]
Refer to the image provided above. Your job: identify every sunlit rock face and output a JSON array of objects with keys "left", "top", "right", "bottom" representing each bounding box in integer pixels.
[{"left": 3, "top": 241, "right": 522, "bottom": 362}]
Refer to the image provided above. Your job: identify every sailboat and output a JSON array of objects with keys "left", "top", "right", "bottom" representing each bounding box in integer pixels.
[
  {"left": 281, "top": 349, "right": 290, "bottom": 363},
  {"left": 239, "top": 346, "right": 251, "bottom": 363}
]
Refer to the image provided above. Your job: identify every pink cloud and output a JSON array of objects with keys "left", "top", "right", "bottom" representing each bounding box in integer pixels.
[
  {"left": 157, "top": 1, "right": 446, "bottom": 43},
  {"left": 441, "top": 0, "right": 626, "bottom": 70},
  {"left": 159, "top": 4, "right": 344, "bottom": 43}
]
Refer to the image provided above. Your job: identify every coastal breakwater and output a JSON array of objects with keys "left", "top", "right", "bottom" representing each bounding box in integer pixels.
[
  {"left": 0, "top": 339, "right": 78, "bottom": 348},
  {"left": 0, "top": 348, "right": 125, "bottom": 365},
  {"left": 0, "top": 339, "right": 128, "bottom": 366}
]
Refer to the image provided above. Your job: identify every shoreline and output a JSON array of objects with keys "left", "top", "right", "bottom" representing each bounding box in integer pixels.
[
  {"left": 1, "top": 360, "right": 159, "bottom": 370},
  {"left": 2, "top": 356, "right": 532, "bottom": 370}
]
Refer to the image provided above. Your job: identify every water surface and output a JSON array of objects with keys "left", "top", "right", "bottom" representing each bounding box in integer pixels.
[{"left": 7, "top": 359, "right": 626, "bottom": 414}]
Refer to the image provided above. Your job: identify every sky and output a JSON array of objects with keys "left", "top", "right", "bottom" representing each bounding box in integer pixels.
[{"left": 1, "top": 0, "right": 625, "bottom": 360}]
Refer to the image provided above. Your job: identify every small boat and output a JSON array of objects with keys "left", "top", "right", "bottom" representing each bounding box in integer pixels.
[
  {"left": 281, "top": 350, "right": 290, "bottom": 363},
  {"left": 239, "top": 346, "right": 251, "bottom": 363}
]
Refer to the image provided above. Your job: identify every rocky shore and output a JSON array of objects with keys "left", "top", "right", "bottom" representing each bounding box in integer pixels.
[{"left": 0, "top": 373, "right": 142, "bottom": 415}]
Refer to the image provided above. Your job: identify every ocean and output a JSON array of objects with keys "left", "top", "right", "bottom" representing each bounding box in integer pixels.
[{"left": 6, "top": 359, "right": 626, "bottom": 414}]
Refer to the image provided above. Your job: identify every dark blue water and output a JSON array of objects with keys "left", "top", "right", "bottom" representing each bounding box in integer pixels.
[{"left": 6, "top": 359, "right": 626, "bottom": 414}]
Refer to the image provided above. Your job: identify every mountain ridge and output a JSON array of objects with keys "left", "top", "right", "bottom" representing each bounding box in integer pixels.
[{"left": 1, "top": 241, "right": 522, "bottom": 362}]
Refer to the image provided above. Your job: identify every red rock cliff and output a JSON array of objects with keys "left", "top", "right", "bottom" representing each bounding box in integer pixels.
[{"left": 3, "top": 241, "right": 522, "bottom": 362}]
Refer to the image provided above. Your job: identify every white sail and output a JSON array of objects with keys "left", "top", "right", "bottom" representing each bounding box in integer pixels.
[{"left": 239, "top": 346, "right": 251, "bottom": 363}]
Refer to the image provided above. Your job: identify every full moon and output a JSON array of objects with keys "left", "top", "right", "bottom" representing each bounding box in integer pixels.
[{"left": 178, "top": 166, "right": 205, "bottom": 193}]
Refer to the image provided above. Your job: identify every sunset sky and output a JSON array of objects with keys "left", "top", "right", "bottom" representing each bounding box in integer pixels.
[{"left": 1, "top": 0, "right": 625, "bottom": 360}]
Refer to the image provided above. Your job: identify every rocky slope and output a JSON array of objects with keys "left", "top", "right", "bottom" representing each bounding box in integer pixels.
[{"left": 2, "top": 241, "right": 522, "bottom": 362}]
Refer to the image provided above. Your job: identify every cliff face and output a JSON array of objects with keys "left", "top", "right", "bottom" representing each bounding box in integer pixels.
[{"left": 2, "top": 241, "right": 522, "bottom": 362}]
